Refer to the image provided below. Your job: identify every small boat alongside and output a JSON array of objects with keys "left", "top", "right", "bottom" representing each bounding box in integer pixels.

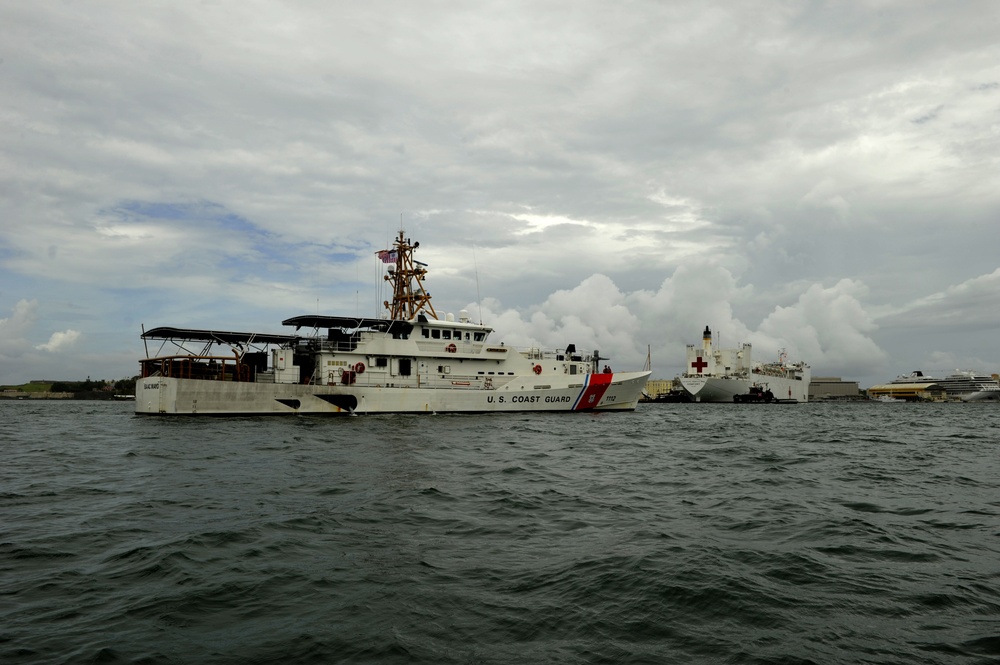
[
  {"left": 643, "top": 389, "right": 692, "bottom": 403},
  {"left": 733, "top": 385, "right": 774, "bottom": 403},
  {"left": 135, "top": 231, "right": 650, "bottom": 415},
  {"left": 732, "top": 385, "right": 799, "bottom": 404}
]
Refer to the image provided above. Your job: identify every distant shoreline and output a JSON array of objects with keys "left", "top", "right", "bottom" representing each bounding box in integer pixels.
[{"left": 0, "top": 392, "right": 134, "bottom": 401}]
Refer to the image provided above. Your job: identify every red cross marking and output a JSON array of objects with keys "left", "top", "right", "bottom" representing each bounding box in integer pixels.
[{"left": 691, "top": 356, "right": 708, "bottom": 373}]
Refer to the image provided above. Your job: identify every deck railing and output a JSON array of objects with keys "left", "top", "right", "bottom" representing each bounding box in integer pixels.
[{"left": 139, "top": 355, "right": 251, "bottom": 382}]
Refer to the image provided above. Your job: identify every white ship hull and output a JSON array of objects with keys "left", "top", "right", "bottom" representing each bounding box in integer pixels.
[
  {"left": 136, "top": 370, "right": 649, "bottom": 415},
  {"left": 961, "top": 388, "right": 1000, "bottom": 402},
  {"left": 679, "top": 372, "right": 809, "bottom": 403}
]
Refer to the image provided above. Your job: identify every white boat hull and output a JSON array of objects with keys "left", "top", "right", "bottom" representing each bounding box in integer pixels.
[
  {"left": 679, "top": 373, "right": 809, "bottom": 403},
  {"left": 961, "top": 389, "right": 1000, "bottom": 402},
  {"left": 136, "top": 371, "right": 650, "bottom": 415}
]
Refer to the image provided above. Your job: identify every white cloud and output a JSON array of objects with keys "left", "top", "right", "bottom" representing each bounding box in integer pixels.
[
  {"left": 0, "top": 299, "right": 38, "bottom": 343},
  {"left": 35, "top": 330, "right": 82, "bottom": 353},
  {"left": 756, "top": 279, "right": 887, "bottom": 376},
  {"left": 463, "top": 267, "right": 890, "bottom": 382}
]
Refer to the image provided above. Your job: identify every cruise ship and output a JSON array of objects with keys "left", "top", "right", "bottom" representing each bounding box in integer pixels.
[
  {"left": 677, "top": 326, "right": 811, "bottom": 403},
  {"left": 135, "top": 231, "right": 650, "bottom": 415},
  {"left": 890, "top": 370, "right": 1000, "bottom": 402}
]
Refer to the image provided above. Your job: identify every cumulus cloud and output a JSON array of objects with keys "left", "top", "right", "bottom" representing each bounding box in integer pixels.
[
  {"left": 35, "top": 330, "right": 82, "bottom": 353},
  {"left": 465, "top": 267, "right": 888, "bottom": 381},
  {"left": 0, "top": 300, "right": 40, "bottom": 367},
  {"left": 0, "top": 299, "right": 38, "bottom": 341},
  {"left": 756, "top": 279, "right": 887, "bottom": 376}
]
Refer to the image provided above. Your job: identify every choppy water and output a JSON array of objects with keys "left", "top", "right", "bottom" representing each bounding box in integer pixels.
[{"left": 2, "top": 400, "right": 999, "bottom": 664}]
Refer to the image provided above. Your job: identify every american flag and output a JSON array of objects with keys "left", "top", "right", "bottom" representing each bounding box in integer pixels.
[{"left": 376, "top": 250, "right": 397, "bottom": 264}]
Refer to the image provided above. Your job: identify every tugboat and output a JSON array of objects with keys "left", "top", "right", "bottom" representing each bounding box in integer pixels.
[
  {"left": 136, "top": 230, "right": 651, "bottom": 415},
  {"left": 733, "top": 385, "right": 775, "bottom": 403}
]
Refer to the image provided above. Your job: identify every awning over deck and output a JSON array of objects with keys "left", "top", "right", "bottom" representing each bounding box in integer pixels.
[
  {"left": 282, "top": 315, "right": 413, "bottom": 336},
  {"left": 141, "top": 326, "right": 299, "bottom": 346},
  {"left": 282, "top": 315, "right": 391, "bottom": 330}
]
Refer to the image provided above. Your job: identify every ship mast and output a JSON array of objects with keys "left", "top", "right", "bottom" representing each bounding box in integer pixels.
[{"left": 381, "top": 230, "right": 438, "bottom": 321}]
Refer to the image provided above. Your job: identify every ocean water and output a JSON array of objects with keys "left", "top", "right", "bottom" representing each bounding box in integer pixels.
[{"left": 2, "top": 400, "right": 999, "bottom": 664}]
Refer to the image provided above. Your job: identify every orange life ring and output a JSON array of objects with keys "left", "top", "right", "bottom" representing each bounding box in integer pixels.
[
  {"left": 533, "top": 364, "right": 542, "bottom": 375},
  {"left": 354, "top": 362, "right": 365, "bottom": 374},
  {"left": 446, "top": 343, "right": 457, "bottom": 353}
]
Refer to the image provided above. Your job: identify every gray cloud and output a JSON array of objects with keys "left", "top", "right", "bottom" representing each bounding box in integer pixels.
[{"left": 2, "top": 1, "right": 999, "bottom": 386}]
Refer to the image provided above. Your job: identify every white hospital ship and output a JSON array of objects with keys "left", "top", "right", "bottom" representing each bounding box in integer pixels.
[{"left": 678, "top": 326, "right": 810, "bottom": 403}]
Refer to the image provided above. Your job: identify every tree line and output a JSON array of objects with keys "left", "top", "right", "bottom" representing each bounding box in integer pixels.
[{"left": 47, "top": 376, "right": 139, "bottom": 397}]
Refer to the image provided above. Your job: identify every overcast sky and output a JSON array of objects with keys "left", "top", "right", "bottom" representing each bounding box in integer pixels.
[{"left": 2, "top": 1, "right": 999, "bottom": 388}]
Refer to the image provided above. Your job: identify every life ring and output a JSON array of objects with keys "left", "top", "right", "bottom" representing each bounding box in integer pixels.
[
  {"left": 354, "top": 362, "right": 365, "bottom": 374},
  {"left": 533, "top": 364, "right": 542, "bottom": 375},
  {"left": 446, "top": 343, "right": 457, "bottom": 353}
]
